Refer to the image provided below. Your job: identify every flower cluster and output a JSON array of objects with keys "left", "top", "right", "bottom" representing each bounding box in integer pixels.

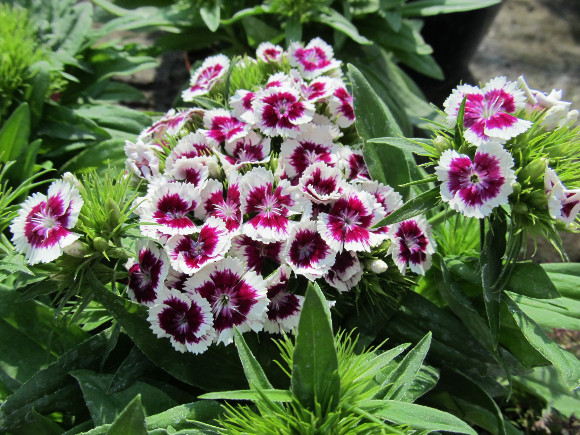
[
  {"left": 434, "top": 76, "right": 580, "bottom": 229},
  {"left": 124, "top": 38, "right": 435, "bottom": 354}
]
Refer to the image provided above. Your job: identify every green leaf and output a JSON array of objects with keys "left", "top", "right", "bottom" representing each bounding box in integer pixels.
[
  {"left": 481, "top": 213, "right": 507, "bottom": 350},
  {"left": 542, "top": 264, "right": 580, "bottom": 299},
  {"left": 234, "top": 328, "right": 272, "bottom": 390},
  {"left": 26, "top": 61, "right": 50, "bottom": 129},
  {"left": 200, "top": 389, "right": 293, "bottom": 402},
  {"left": 401, "top": 0, "right": 501, "bottom": 17},
  {"left": 391, "top": 50, "right": 444, "bottom": 80},
  {"left": 314, "top": 7, "right": 371, "bottom": 44},
  {"left": 367, "top": 137, "right": 432, "bottom": 156},
  {"left": 241, "top": 16, "right": 281, "bottom": 47},
  {"left": 108, "top": 346, "right": 154, "bottom": 394},
  {"left": 146, "top": 401, "right": 223, "bottom": 430},
  {"left": 373, "top": 187, "right": 440, "bottom": 227},
  {"left": 503, "top": 295, "right": 580, "bottom": 389},
  {"left": 285, "top": 14, "right": 302, "bottom": 44},
  {"left": 0, "top": 331, "right": 111, "bottom": 431},
  {"left": 38, "top": 102, "right": 110, "bottom": 143},
  {"left": 360, "top": 399, "right": 477, "bottom": 434},
  {"left": 60, "top": 138, "right": 128, "bottom": 174},
  {"left": 378, "top": 332, "right": 432, "bottom": 401},
  {"left": 200, "top": 0, "right": 221, "bottom": 32},
  {"left": 0, "top": 102, "right": 30, "bottom": 162},
  {"left": 507, "top": 293, "right": 580, "bottom": 331},
  {"left": 505, "top": 262, "right": 560, "bottom": 299},
  {"left": 106, "top": 395, "right": 147, "bottom": 435},
  {"left": 363, "top": 140, "right": 410, "bottom": 200},
  {"left": 348, "top": 63, "right": 402, "bottom": 140},
  {"left": 72, "top": 370, "right": 176, "bottom": 426},
  {"left": 292, "top": 282, "right": 340, "bottom": 412},
  {"left": 88, "top": 272, "right": 246, "bottom": 391}
]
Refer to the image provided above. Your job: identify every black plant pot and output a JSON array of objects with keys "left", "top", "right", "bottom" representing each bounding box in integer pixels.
[{"left": 406, "top": 3, "right": 503, "bottom": 107}]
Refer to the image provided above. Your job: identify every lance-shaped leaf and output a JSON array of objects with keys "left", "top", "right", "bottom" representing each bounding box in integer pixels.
[
  {"left": 234, "top": 328, "right": 272, "bottom": 390},
  {"left": 107, "top": 395, "right": 147, "bottom": 435},
  {"left": 292, "top": 282, "right": 340, "bottom": 412}
]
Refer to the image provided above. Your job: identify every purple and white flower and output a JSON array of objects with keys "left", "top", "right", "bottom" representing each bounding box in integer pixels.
[
  {"left": 436, "top": 142, "right": 516, "bottom": 218},
  {"left": 196, "top": 178, "right": 242, "bottom": 233},
  {"left": 137, "top": 181, "right": 200, "bottom": 236},
  {"left": 230, "top": 89, "right": 256, "bottom": 123},
  {"left": 301, "top": 76, "right": 336, "bottom": 102},
  {"left": 279, "top": 124, "right": 337, "bottom": 180},
  {"left": 328, "top": 84, "right": 355, "bottom": 128},
  {"left": 165, "top": 217, "right": 231, "bottom": 274},
  {"left": 230, "top": 235, "right": 283, "bottom": 274},
  {"left": 127, "top": 239, "right": 170, "bottom": 306},
  {"left": 166, "top": 157, "right": 210, "bottom": 188},
  {"left": 298, "top": 162, "right": 345, "bottom": 204},
  {"left": 545, "top": 167, "right": 580, "bottom": 225},
  {"left": 325, "top": 250, "right": 363, "bottom": 293},
  {"left": 338, "top": 147, "right": 371, "bottom": 182},
  {"left": 263, "top": 265, "right": 304, "bottom": 334},
  {"left": 444, "top": 77, "right": 532, "bottom": 146},
  {"left": 221, "top": 131, "right": 271, "bottom": 170},
  {"left": 124, "top": 138, "right": 161, "bottom": 180},
  {"left": 256, "top": 42, "right": 284, "bottom": 63},
  {"left": 142, "top": 108, "right": 201, "bottom": 140},
  {"left": 283, "top": 221, "right": 337, "bottom": 280},
  {"left": 240, "top": 167, "right": 296, "bottom": 242},
  {"left": 252, "top": 86, "right": 315, "bottom": 137},
  {"left": 317, "top": 188, "right": 384, "bottom": 252},
  {"left": 203, "top": 109, "right": 249, "bottom": 145},
  {"left": 287, "top": 37, "right": 341, "bottom": 79},
  {"left": 184, "top": 257, "right": 268, "bottom": 345},
  {"left": 182, "top": 54, "right": 230, "bottom": 101},
  {"left": 148, "top": 289, "right": 215, "bottom": 354},
  {"left": 388, "top": 218, "right": 435, "bottom": 275},
  {"left": 11, "top": 180, "right": 83, "bottom": 265}
]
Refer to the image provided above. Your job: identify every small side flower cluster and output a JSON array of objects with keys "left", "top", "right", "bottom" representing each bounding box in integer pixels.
[
  {"left": 435, "top": 76, "right": 580, "bottom": 229},
  {"left": 124, "top": 38, "right": 435, "bottom": 354}
]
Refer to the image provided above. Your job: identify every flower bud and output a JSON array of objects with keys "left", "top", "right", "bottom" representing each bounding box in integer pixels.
[
  {"left": 367, "top": 259, "right": 388, "bottom": 274},
  {"left": 511, "top": 202, "right": 528, "bottom": 214},
  {"left": 93, "top": 237, "right": 110, "bottom": 252},
  {"left": 519, "top": 158, "right": 548, "bottom": 182},
  {"left": 511, "top": 182, "right": 521, "bottom": 196},
  {"left": 106, "top": 197, "right": 122, "bottom": 230},
  {"left": 63, "top": 240, "right": 90, "bottom": 258},
  {"left": 433, "top": 136, "right": 448, "bottom": 153}
]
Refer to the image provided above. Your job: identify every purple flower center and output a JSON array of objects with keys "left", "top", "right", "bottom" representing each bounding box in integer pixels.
[
  {"left": 395, "top": 220, "right": 429, "bottom": 266},
  {"left": 158, "top": 297, "right": 206, "bottom": 344},
  {"left": 24, "top": 196, "right": 71, "bottom": 248}
]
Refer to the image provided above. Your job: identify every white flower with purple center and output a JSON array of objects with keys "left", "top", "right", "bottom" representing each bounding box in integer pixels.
[
  {"left": 338, "top": 147, "right": 371, "bottom": 182},
  {"left": 165, "top": 217, "right": 231, "bottom": 274},
  {"left": 203, "top": 109, "right": 249, "bottom": 146},
  {"left": 11, "top": 180, "right": 84, "bottom": 265},
  {"left": 221, "top": 131, "right": 271, "bottom": 170},
  {"left": 182, "top": 54, "right": 230, "bottom": 101},
  {"left": 283, "top": 221, "right": 337, "bottom": 281},
  {"left": 325, "top": 250, "right": 363, "bottom": 293},
  {"left": 165, "top": 132, "right": 217, "bottom": 175},
  {"left": 329, "top": 84, "right": 355, "bottom": 128},
  {"left": 263, "top": 265, "right": 304, "bottom": 334},
  {"left": 436, "top": 142, "right": 516, "bottom": 218},
  {"left": 137, "top": 181, "right": 200, "bottom": 236},
  {"left": 240, "top": 167, "right": 296, "bottom": 242},
  {"left": 184, "top": 257, "right": 268, "bottom": 345},
  {"left": 196, "top": 178, "right": 242, "bottom": 232},
  {"left": 545, "top": 167, "right": 580, "bottom": 225},
  {"left": 127, "top": 239, "right": 170, "bottom": 306},
  {"left": 298, "top": 162, "right": 345, "bottom": 204},
  {"left": 301, "top": 76, "right": 336, "bottom": 102},
  {"left": 279, "top": 124, "right": 337, "bottom": 180},
  {"left": 444, "top": 77, "right": 532, "bottom": 146},
  {"left": 148, "top": 288, "right": 215, "bottom": 354},
  {"left": 388, "top": 217, "right": 435, "bottom": 276},
  {"left": 230, "top": 235, "right": 283, "bottom": 274},
  {"left": 142, "top": 108, "right": 201, "bottom": 140},
  {"left": 252, "top": 86, "right": 315, "bottom": 138},
  {"left": 287, "top": 37, "right": 341, "bottom": 79},
  {"left": 317, "top": 188, "right": 384, "bottom": 253},
  {"left": 166, "top": 157, "right": 210, "bottom": 188},
  {"left": 230, "top": 89, "right": 255, "bottom": 124},
  {"left": 124, "top": 138, "right": 161, "bottom": 181},
  {"left": 256, "top": 42, "right": 284, "bottom": 63}
]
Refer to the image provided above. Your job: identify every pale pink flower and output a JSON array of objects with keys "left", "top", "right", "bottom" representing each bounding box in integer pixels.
[{"left": 545, "top": 167, "right": 580, "bottom": 225}]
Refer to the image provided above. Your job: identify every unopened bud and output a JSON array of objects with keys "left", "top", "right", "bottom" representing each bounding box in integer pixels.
[
  {"left": 511, "top": 202, "right": 528, "bottom": 214},
  {"left": 519, "top": 158, "right": 548, "bottom": 182},
  {"left": 511, "top": 182, "right": 521, "bottom": 196},
  {"left": 62, "top": 172, "right": 82, "bottom": 190},
  {"left": 433, "top": 136, "right": 448, "bottom": 153},
  {"left": 63, "top": 240, "right": 90, "bottom": 258},
  {"left": 106, "top": 198, "right": 122, "bottom": 229},
  {"left": 93, "top": 237, "right": 110, "bottom": 252},
  {"left": 368, "top": 259, "right": 388, "bottom": 274}
]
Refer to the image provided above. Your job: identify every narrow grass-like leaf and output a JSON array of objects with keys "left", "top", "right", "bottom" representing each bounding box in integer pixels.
[
  {"left": 314, "top": 7, "right": 370, "bottom": 44},
  {"left": 146, "top": 401, "right": 223, "bottom": 430},
  {"left": 401, "top": 0, "right": 501, "bottom": 17},
  {"left": 374, "top": 187, "right": 440, "bottom": 228},
  {"left": 200, "top": 389, "right": 293, "bottom": 402},
  {"left": 360, "top": 399, "right": 477, "bottom": 434},
  {"left": 291, "top": 282, "right": 340, "bottom": 412},
  {"left": 234, "top": 328, "right": 272, "bottom": 390},
  {"left": 503, "top": 295, "right": 580, "bottom": 389},
  {"left": 367, "top": 137, "right": 432, "bottom": 156}
]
